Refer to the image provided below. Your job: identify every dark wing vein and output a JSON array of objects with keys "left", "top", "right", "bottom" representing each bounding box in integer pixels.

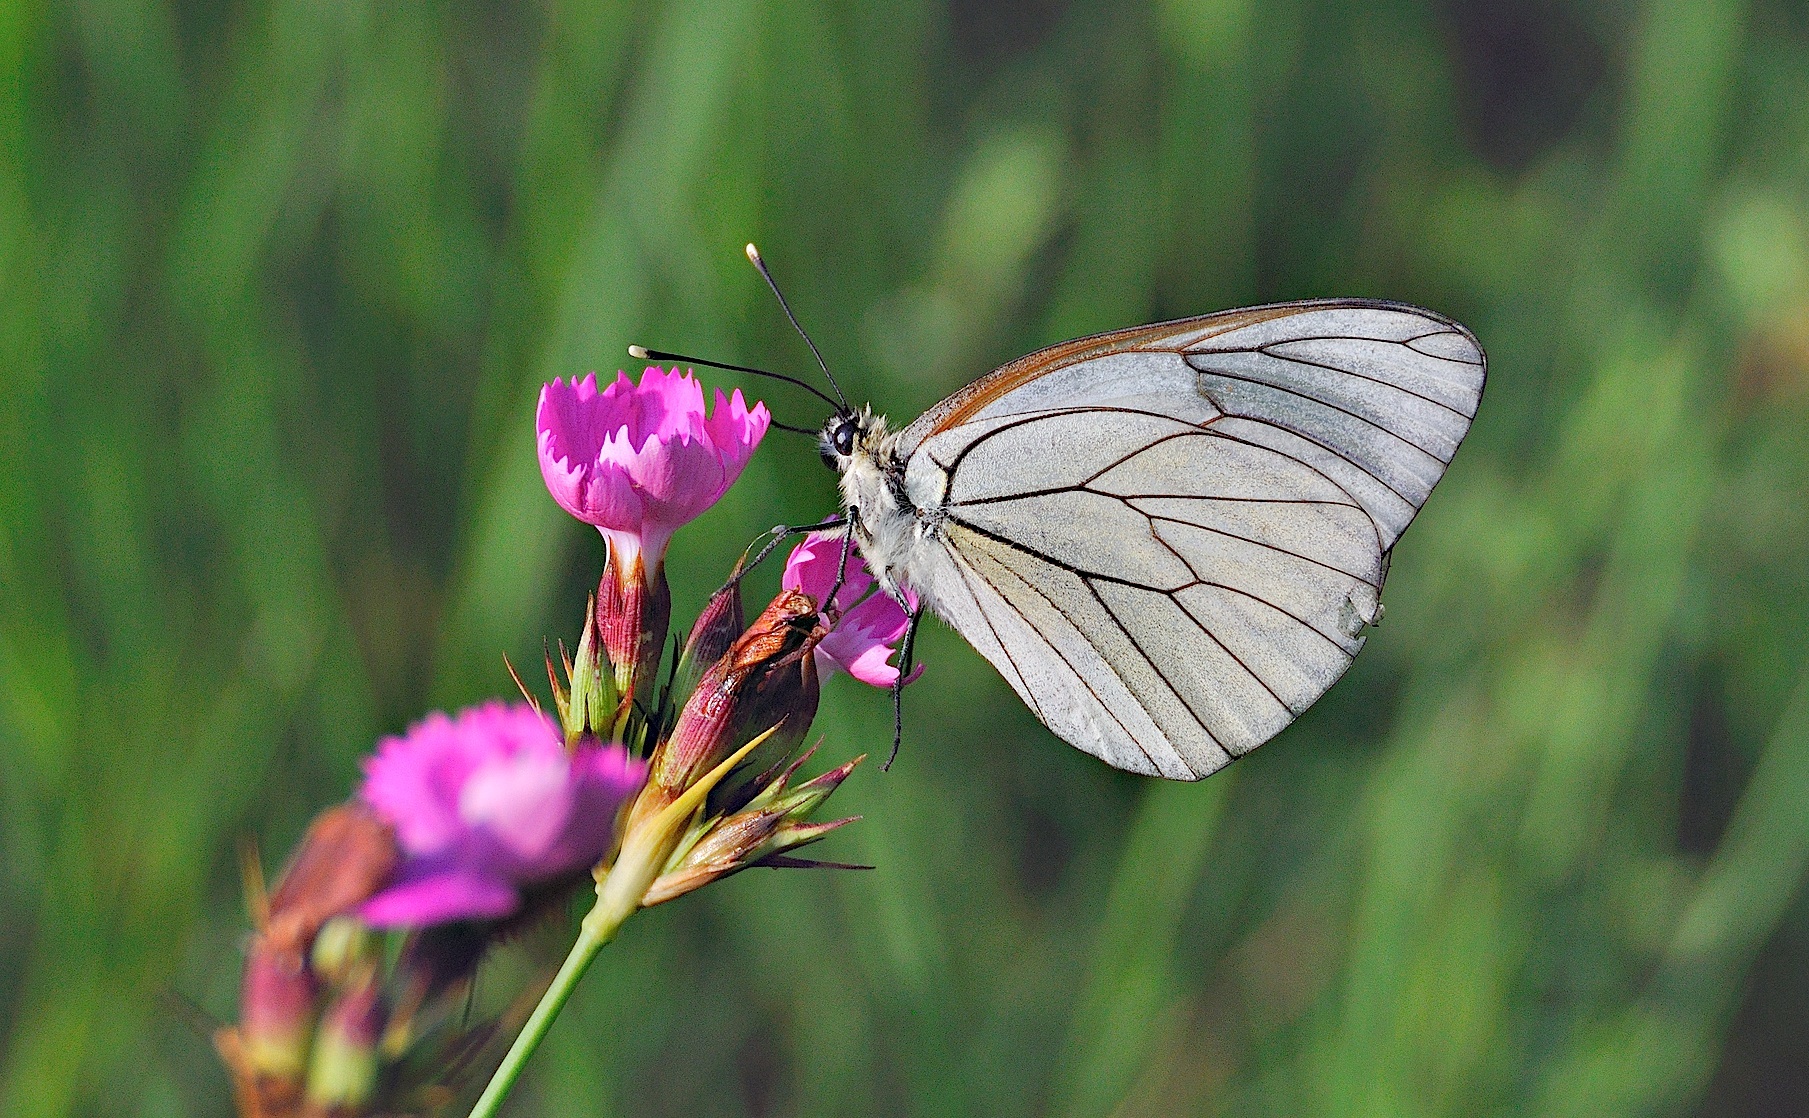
[
  {"left": 1195, "top": 579, "right": 1358, "bottom": 656},
  {"left": 1197, "top": 415, "right": 1415, "bottom": 531},
  {"left": 942, "top": 502, "right": 1363, "bottom": 720},
  {"left": 1080, "top": 429, "right": 1201, "bottom": 486},
  {"left": 1081, "top": 575, "right": 1254, "bottom": 742},
  {"left": 945, "top": 504, "right": 1377, "bottom": 588},
  {"left": 945, "top": 411, "right": 1406, "bottom": 546},
  {"left": 940, "top": 405, "right": 1197, "bottom": 480},
  {"left": 1143, "top": 512, "right": 1378, "bottom": 586},
  {"left": 1126, "top": 577, "right": 1295, "bottom": 720},
  {"left": 948, "top": 529, "right": 1160, "bottom": 770},
  {"left": 950, "top": 489, "right": 1362, "bottom": 510},
  {"left": 1188, "top": 361, "right": 1450, "bottom": 463},
  {"left": 1205, "top": 326, "right": 1483, "bottom": 369},
  {"left": 941, "top": 538, "right": 1045, "bottom": 724},
  {"left": 953, "top": 514, "right": 1323, "bottom": 759},
  {"left": 1250, "top": 344, "right": 1478, "bottom": 420},
  {"left": 1402, "top": 329, "right": 1486, "bottom": 363},
  {"left": 950, "top": 507, "right": 1364, "bottom": 652}
]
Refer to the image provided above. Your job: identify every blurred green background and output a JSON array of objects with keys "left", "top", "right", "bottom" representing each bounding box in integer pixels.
[{"left": 4, "top": 0, "right": 1809, "bottom": 1114}]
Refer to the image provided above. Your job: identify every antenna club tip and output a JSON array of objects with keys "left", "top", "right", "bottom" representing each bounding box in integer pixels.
[
  {"left": 627, "top": 344, "right": 650, "bottom": 360},
  {"left": 745, "top": 243, "right": 762, "bottom": 264}
]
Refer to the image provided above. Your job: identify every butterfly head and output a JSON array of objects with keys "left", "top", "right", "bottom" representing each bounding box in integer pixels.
[{"left": 818, "top": 407, "right": 889, "bottom": 472}]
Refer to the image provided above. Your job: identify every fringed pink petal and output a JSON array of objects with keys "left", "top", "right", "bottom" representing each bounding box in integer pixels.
[
  {"left": 356, "top": 702, "right": 646, "bottom": 927},
  {"left": 359, "top": 869, "right": 519, "bottom": 928},
  {"left": 537, "top": 367, "right": 770, "bottom": 569}
]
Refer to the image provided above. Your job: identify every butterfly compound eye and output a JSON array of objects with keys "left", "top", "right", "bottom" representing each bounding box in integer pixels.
[{"left": 833, "top": 417, "right": 857, "bottom": 456}]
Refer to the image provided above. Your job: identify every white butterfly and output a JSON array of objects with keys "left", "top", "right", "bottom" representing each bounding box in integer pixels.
[{"left": 819, "top": 298, "right": 1484, "bottom": 780}]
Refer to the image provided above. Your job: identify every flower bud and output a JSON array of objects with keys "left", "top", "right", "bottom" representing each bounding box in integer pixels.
[
  {"left": 236, "top": 939, "right": 318, "bottom": 1083},
  {"left": 631, "top": 590, "right": 823, "bottom": 832},
  {"left": 309, "top": 916, "right": 376, "bottom": 987},
  {"left": 305, "top": 973, "right": 384, "bottom": 1111},
  {"left": 671, "top": 578, "right": 745, "bottom": 700},
  {"left": 640, "top": 753, "right": 864, "bottom": 907},
  {"left": 592, "top": 733, "right": 768, "bottom": 932},
  {"left": 730, "top": 599, "right": 821, "bottom": 777},
  {"left": 264, "top": 803, "right": 400, "bottom": 957},
  {"left": 760, "top": 753, "right": 863, "bottom": 817},
  {"left": 561, "top": 595, "right": 620, "bottom": 743}
]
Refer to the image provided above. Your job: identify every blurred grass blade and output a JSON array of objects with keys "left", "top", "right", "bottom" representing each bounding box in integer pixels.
[
  {"left": 1051, "top": 776, "right": 1228, "bottom": 1118},
  {"left": 432, "top": 0, "right": 762, "bottom": 707},
  {"left": 1534, "top": 664, "right": 1809, "bottom": 1117},
  {"left": 1671, "top": 668, "right": 1809, "bottom": 970}
]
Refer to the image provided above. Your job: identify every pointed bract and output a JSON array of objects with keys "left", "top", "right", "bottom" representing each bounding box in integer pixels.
[{"left": 638, "top": 753, "right": 866, "bottom": 907}]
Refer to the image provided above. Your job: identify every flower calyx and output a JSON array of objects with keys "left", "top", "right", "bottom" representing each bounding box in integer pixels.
[
  {"left": 642, "top": 746, "right": 867, "bottom": 907},
  {"left": 630, "top": 588, "right": 825, "bottom": 833}
]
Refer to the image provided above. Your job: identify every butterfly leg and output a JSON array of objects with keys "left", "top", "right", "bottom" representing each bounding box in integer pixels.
[
  {"left": 821, "top": 520, "right": 859, "bottom": 611},
  {"left": 883, "top": 604, "right": 925, "bottom": 771},
  {"left": 726, "top": 517, "right": 849, "bottom": 590}
]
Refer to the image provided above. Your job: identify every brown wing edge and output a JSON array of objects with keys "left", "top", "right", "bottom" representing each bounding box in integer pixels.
[{"left": 898, "top": 298, "right": 1488, "bottom": 453}]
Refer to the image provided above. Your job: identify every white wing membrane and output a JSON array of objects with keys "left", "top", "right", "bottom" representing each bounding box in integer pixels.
[
  {"left": 1181, "top": 305, "right": 1484, "bottom": 548},
  {"left": 897, "top": 300, "right": 1483, "bottom": 779},
  {"left": 942, "top": 410, "right": 1205, "bottom": 506}
]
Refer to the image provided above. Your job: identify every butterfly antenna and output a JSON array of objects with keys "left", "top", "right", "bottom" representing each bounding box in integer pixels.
[
  {"left": 767, "top": 420, "right": 822, "bottom": 437},
  {"left": 745, "top": 243, "right": 851, "bottom": 414},
  {"left": 627, "top": 344, "right": 842, "bottom": 413}
]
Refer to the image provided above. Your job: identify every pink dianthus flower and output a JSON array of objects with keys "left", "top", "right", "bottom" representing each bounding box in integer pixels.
[
  {"left": 358, "top": 702, "right": 646, "bottom": 927},
  {"left": 783, "top": 530, "right": 923, "bottom": 689},
  {"left": 537, "top": 367, "right": 770, "bottom": 571}
]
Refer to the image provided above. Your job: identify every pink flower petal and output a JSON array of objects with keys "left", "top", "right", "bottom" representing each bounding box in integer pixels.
[
  {"left": 820, "top": 638, "right": 926, "bottom": 688},
  {"left": 359, "top": 869, "right": 519, "bottom": 928},
  {"left": 362, "top": 711, "right": 486, "bottom": 853},
  {"left": 536, "top": 368, "right": 770, "bottom": 567},
  {"left": 356, "top": 701, "right": 647, "bottom": 927},
  {"left": 839, "top": 588, "right": 912, "bottom": 644},
  {"left": 457, "top": 750, "right": 574, "bottom": 863},
  {"left": 781, "top": 530, "right": 867, "bottom": 609},
  {"left": 783, "top": 530, "right": 921, "bottom": 690}
]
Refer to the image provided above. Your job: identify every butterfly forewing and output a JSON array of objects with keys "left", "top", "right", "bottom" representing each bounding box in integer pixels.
[{"left": 895, "top": 300, "right": 1483, "bottom": 779}]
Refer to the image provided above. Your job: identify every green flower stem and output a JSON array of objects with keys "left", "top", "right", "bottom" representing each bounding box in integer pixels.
[
  {"left": 463, "top": 905, "right": 616, "bottom": 1118},
  {"left": 464, "top": 830, "right": 661, "bottom": 1118},
  {"left": 464, "top": 734, "right": 765, "bottom": 1117}
]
